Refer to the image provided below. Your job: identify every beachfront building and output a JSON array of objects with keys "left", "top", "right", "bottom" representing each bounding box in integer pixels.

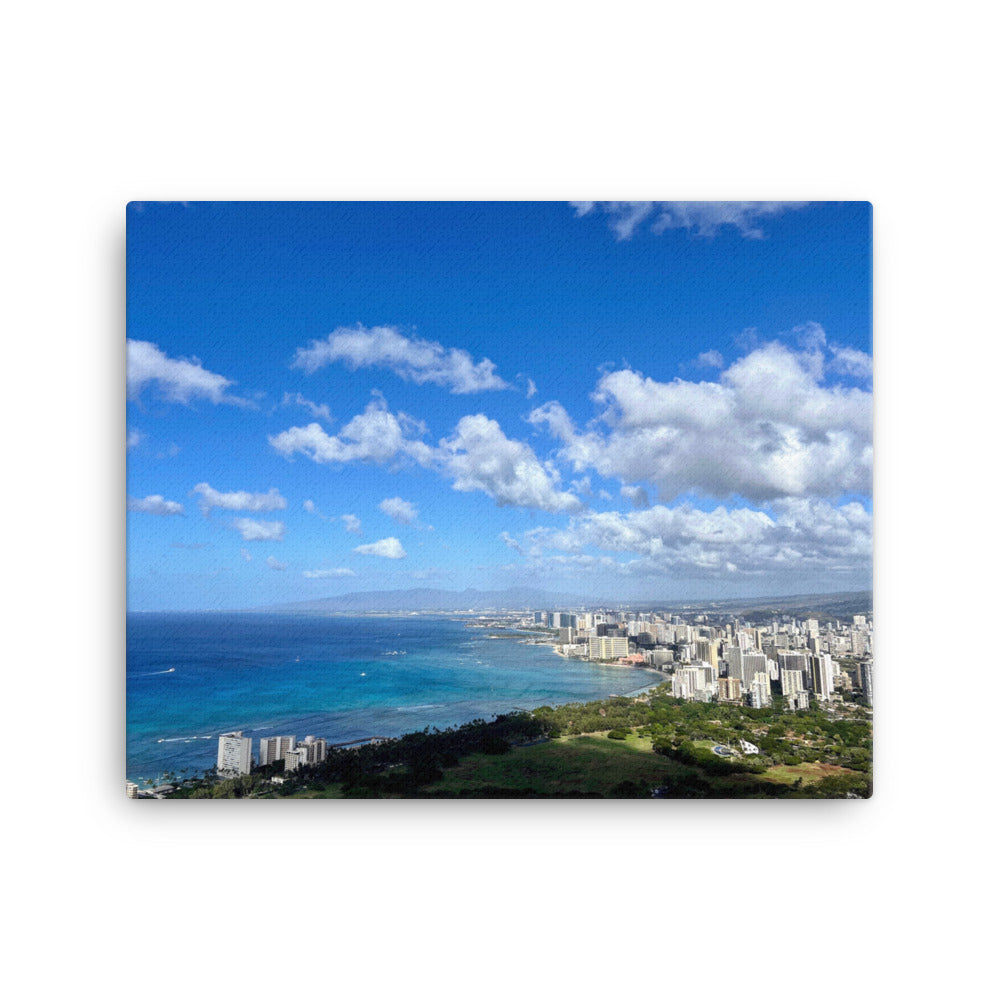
[
  {"left": 284, "top": 736, "right": 328, "bottom": 772},
  {"left": 126, "top": 780, "right": 139, "bottom": 799},
  {"left": 588, "top": 635, "right": 629, "bottom": 660},
  {"left": 259, "top": 735, "right": 296, "bottom": 768},
  {"left": 300, "top": 735, "right": 327, "bottom": 764},
  {"left": 217, "top": 731, "right": 253, "bottom": 776}
]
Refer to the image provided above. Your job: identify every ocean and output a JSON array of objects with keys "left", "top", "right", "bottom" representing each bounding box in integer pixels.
[{"left": 126, "top": 612, "right": 663, "bottom": 784}]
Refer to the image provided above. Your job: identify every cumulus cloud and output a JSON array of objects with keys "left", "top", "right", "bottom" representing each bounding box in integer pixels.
[
  {"left": 231, "top": 518, "right": 285, "bottom": 541},
  {"left": 268, "top": 397, "right": 434, "bottom": 468},
  {"left": 518, "top": 498, "right": 871, "bottom": 581},
  {"left": 354, "top": 537, "right": 407, "bottom": 559},
  {"left": 571, "top": 201, "right": 808, "bottom": 240},
  {"left": 282, "top": 392, "right": 333, "bottom": 423},
  {"left": 529, "top": 337, "right": 872, "bottom": 503},
  {"left": 127, "top": 495, "right": 184, "bottom": 516},
  {"left": 127, "top": 429, "right": 143, "bottom": 450},
  {"left": 303, "top": 567, "right": 356, "bottom": 578},
  {"left": 240, "top": 548, "right": 253, "bottom": 562},
  {"left": 379, "top": 497, "right": 418, "bottom": 524},
  {"left": 265, "top": 556, "right": 287, "bottom": 571},
  {"left": 829, "top": 345, "right": 874, "bottom": 380},
  {"left": 191, "top": 483, "right": 287, "bottom": 516},
  {"left": 440, "top": 414, "right": 583, "bottom": 513},
  {"left": 292, "top": 325, "right": 509, "bottom": 393},
  {"left": 126, "top": 340, "right": 248, "bottom": 406},
  {"left": 341, "top": 514, "right": 362, "bottom": 534}
]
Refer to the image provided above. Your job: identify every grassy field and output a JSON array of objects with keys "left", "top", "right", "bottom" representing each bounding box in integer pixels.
[
  {"left": 425, "top": 734, "right": 682, "bottom": 797},
  {"left": 277, "top": 730, "right": 865, "bottom": 798},
  {"left": 422, "top": 732, "right": 861, "bottom": 797}
]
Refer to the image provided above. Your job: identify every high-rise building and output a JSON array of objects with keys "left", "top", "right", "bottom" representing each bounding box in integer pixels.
[
  {"left": 749, "top": 673, "right": 771, "bottom": 708},
  {"left": 217, "top": 731, "right": 253, "bottom": 776},
  {"left": 259, "top": 735, "right": 297, "bottom": 768},
  {"left": 588, "top": 636, "right": 629, "bottom": 660},
  {"left": 860, "top": 660, "right": 874, "bottom": 706},
  {"left": 126, "top": 780, "right": 139, "bottom": 799},
  {"left": 695, "top": 638, "right": 719, "bottom": 671},
  {"left": 809, "top": 653, "right": 835, "bottom": 702},
  {"left": 780, "top": 669, "right": 805, "bottom": 697},
  {"left": 300, "top": 735, "right": 327, "bottom": 764},
  {"left": 718, "top": 677, "right": 742, "bottom": 701}
]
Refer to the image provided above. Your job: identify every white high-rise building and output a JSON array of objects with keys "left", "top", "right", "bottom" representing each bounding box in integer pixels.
[
  {"left": 750, "top": 672, "right": 771, "bottom": 707},
  {"left": 588, "top": 636, "right": 629, "bottom": 660},
  {"left": 217, "top": 731, "right": 253, "bottom": 776},
  {"left": 781, "top": 669, "right": 805, "bottom": 697}
]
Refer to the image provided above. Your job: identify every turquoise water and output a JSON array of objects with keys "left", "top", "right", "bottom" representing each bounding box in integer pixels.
[{"left": 126, "top": 612, "right": 662, "bottom": 784}]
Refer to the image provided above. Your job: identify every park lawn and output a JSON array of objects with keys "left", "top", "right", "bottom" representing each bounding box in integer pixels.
[{"left": 426, "top": 733, "right": 683, "bottom": 797}]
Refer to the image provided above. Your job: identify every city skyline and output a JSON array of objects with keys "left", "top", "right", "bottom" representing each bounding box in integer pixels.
[{"left": 127, "top": 201, "right": 872, "bottom": 611}]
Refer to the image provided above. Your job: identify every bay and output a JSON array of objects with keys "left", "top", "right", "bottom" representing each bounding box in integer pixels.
[{"left": 126, "top": 612, "right": 663, "bottom": 784}]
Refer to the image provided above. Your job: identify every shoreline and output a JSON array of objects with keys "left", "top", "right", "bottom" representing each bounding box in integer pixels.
[{"left": 127, "top": 620, "right": 668, "bottom": 786}]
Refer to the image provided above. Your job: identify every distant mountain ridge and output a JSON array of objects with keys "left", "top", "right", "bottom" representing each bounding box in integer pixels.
[
  {"left": 256, "top": 587, "right": 872, "bottom": 617},
  {"left": 261, "top": 587, "right": 592, "bottom": 613}
]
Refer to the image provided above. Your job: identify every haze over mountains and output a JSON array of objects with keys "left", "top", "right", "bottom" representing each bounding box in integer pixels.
[{"left": 258, "top": 587, "right": 872, "bottom": 619}]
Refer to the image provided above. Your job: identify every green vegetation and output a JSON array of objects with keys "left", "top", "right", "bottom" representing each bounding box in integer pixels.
[
  {"left": 157, "top": 683, "right": 872, "bottom": 799},
  {"left": 138, "top": 596, "right": 874, "bottom": 801}
]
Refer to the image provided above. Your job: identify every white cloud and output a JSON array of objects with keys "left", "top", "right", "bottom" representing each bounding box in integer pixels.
[
  {"left": 291, "top": 325, "right": 509, "bottom": 393},
  {"left": 268, "top": 397, "right": 434, "bottom": 468},
  {"left": 499, "top": 531, "right": 524, "bottom": 554},
  {"left": 303, "top": 499, "right": 316, "bottom": 513},
  {"left": 354, "top": 537, "right": 407, "bottom": 559},
  {"left": 440, "top": 414, "right": 583, "bottom": 513},
  {"left": 379, "top": 497, "right": 418, "bottom": 524},
  {"left": 126, "top": 340, "right": 248, "bottom": 406},
  {"left": 191, "top": 483, "right": 287, "bottom": 515},
  {"left": 127, "top": 429, "right": 143, "bottom": 449},
  {"left": 341, "top": 514, "right": 362, "bottom": 534},
  {"left": 829, "top": 345, "right": 874, "bottom": 380},
  {"left": 240, "top": 548, "right": 253, "bottom": 562},
  {"left": 525, "top": 378, "right": 538, "bottom": 399},
  {"left": 572, "top": 202, "right": 808, "bottom": 240},
  {"left": 303, "top": 567, "right": 356, "bottom": 578},
  {"left": 127, "top": 495, "right": 184, "bottom": 516},
  {"left": 519, "top": 498, "right": 872, "bottom": 581},
  {"left": 265, "top": 556, "right": 287, "bottom": 571},
  {"left": 282, "top": 391, "right": 333, "bottom": 423},
  {"left": 231, "top": 518, "right": 285, "bottom": 542},
  {"left": 529, "top": 338, "right": 872, "bottom": 503},
  {"left": 696, "top": 350, "right": 724, "bottom": 368}
]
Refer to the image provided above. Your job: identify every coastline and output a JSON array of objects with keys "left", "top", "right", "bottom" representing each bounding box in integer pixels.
[{"left": 127, "top": 613, "right": 667, "bottom": 785}]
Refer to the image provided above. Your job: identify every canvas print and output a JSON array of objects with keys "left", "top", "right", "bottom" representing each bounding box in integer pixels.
[{"left": 126, "top": 201, "right": 873, "bottom": 799}]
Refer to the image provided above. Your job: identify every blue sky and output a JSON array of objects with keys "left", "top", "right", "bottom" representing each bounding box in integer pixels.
[{"left": 127, "top": 201, "right": 872, "bottom": 611}]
